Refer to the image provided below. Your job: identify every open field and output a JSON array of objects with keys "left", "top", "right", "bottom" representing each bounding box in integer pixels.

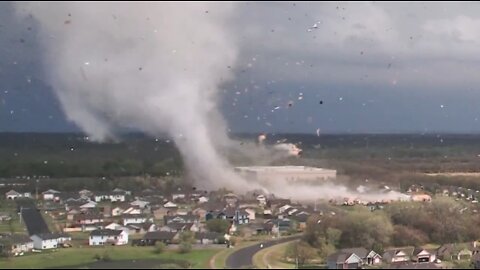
[{"left": 0, "top": 246, "right": 218, "bottom": 269}]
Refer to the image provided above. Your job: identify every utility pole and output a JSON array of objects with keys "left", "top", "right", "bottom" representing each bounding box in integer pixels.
[{"left": 36, "top": 179, "right": 39, "bottom": 200}]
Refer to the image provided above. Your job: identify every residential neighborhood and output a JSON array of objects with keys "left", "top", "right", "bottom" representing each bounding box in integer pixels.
[{"left": 1, "top": 184, "right": 480, "bottom": 269}]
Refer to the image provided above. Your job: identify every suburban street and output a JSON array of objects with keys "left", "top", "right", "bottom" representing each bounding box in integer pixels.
[{"left": 226, "top": 235, "right": 302, "bottom": 269}]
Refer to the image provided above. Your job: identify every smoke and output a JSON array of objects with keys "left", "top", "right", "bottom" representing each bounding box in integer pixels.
[{"left": 13, "top": 2, "right": 254, "bottom": 190}]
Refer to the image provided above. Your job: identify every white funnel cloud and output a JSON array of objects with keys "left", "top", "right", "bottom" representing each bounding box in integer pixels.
[{"left": 14, "top": 2, "right": 252, "bottom": 190}]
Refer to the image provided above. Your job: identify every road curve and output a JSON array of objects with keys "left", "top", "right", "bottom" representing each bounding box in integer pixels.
[{"left": 226, "top": 235, "right": 302, "bottom": 269}]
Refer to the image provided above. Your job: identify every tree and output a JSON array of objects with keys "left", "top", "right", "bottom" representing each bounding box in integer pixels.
[
  {"left": 284, "top": 241, "right": 317, "bottom": 266},
  {"left": 325, "top": 228, "right": 341, "bottom": 247},
  {"left": 206, "top": 219, "right": 231, "bottom": 234},
  {"left": 178, "top": 241, "right": 192, "bottom": 254},
  {"left": 153, "top": 241, "right": 166, "bottom": 254},
  {"left": 392, "top": 225, "right": 429, "bottom": 247},
  {"left": 178, "top": 231, "right": 195, "bottom": 253}
]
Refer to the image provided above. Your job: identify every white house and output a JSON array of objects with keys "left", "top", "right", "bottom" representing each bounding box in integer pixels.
[
  {"left": 109, "top": 192, "right": 126, "bottom": 202},
  {"left": 163, "top": 201, "right": 177, "bottom": 208},
  {"left": 111, "top": 206, "right": 125, "bottom": 217},
  {"left": 123, "top": 206, "right": 142, "bottom": 215},
  {"left": 104, "top": 222, "right": 130, "bottom": 233},
  {"left": 278, "top": 204, "right": 292, "bottom": 214},
  {"left": 79, "top": 201, "right": 97, "bottom": 209},
  {"left": 5, "top": 235, "right": 34, "bottom": 255},
  {"left": 172, "top": 193, "right": 186, "bottom": 201},
  {"left": 30, "top": 234, "right": 59, "bottom": 250},
  {"left": 5, "top": 190, "right": 31, "bottom": 200},
  {"left": 42, "top": 189, "right": 60, "bottom": 200},
  {"left": 89, "top": 229, "right": 128, "bottom": 246},
  {"left": 198, "top": 196, "right": 209, "bottom": 203},
  {"left": 130, "top": 199, "right": 150, "bottom": 209},
  {"left": 122, "top": 215, "right": 149, "bottom": 226},
  {"left": 243, "top": 208, "right": 256, "bottom": 221}
]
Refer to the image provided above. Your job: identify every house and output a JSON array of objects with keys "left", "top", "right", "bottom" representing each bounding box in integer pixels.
[
  {"left": 263, "top": 223, "right": 279, "bottom": 235},
  {"left": 172, "top": 193, "right": 186, "bottom": 201},
  {"left": 153, "top": 206, "right": 177, "bottom": 220},
  {"left": 0, "top": 213, "right": 11, "bottom": 222},
  {"left": 411, "top": 194, "right": 432, "bottom": 202},
  {"left": 73, "top": 213, "right": 104, "bottom": 225},
  {"left": 79, "top": 201, "right": 97, "bottom": 209},
  {"left": 164, "top": 214, "right": 199, "bottom": 225},
  {"left": 266, "top": 218, "right": 292, "bottom": 233},
  {"left": 207, "top": 208, "right": 249, "bottom": 225},
  {"left": 143, "top": 231, "right": 179, "bottom": 245},
  {"left": 340, "top": 248, "right": 382, "bottom": 266},
  {"left": 242, "top": 207, "right": 256, "bottom": 221},
  {"left": 112, "top": 188, "right": 131, "bottom": 195},
  {"left": 278, "top": 204, "right": 293, "bottom": 214},
  {"left": 256, "top": 194, "right": 267, "bottom": 205},
  {"left": 223, "top": 193, "right": 239, "bottom": 206},
  {"left": 163, "top": 201, "right": 178, "bottom": 208},
  {"left": 0, "top": 234, "right": 34, "bottom": 255},
  {"left": 130, "top": 199, "right": 150, "bottom": 209},
  {"left": 389, "top": 262, "right": 442, "bottom": 269},
  {"left": 437, "top": 243, "right": 476, "bottom": 261},
  {"left": 291, "top": 212, "right": 310, "bottom": 230},
  {"left": 93, "top": 192, "right": 126, "bottom": 203},
  {"left": 159, "top": 223, "right": 199, "bottom": 233},
  {"left": 126, "top": 223, "right": 157, "bottom": 234},
  {"left": 225, "top": 208, "right": 249, "bottom": 225},
  {"left": 122, "top": 214, "right": 150, "bottom": 226},
  {"left": 5, "top": 190, "right": 31, "bottom": 200},
  {"left": 267, "top": 199, "right": 291, "bottom": 209},
  {"left": 327, "top": 251, "right": 363, "bottom": 269},
  {"left": 30, "top": 233, "right": 71, "bottom": 250},
  {"left": 412, "top": 247, "right": 436, "bottom": 263},
  {"left": 42, "top": 189, "right": 60, "bottom": 200},
  {"left": 383, "top": 248, "right": 413, "bottom": 263},
  {"left": 238, "top": 199, "right": 259, "bottom": 209},
  {"left": 194, "top": 232, "right": 223, "bottom": 245},
  {"left": 122, "top": 206, "right": 143, "bottom": 215},
  {"left": 111, "top": 206, "right": 125, "bottom": 217},
  {"left": 198, "top": 196, "right": 209, "bottom": 204},
  {"left": 192, "top": 207, "right": 208, "bottom": 222},
  {"left": 89, "top": 229, "right": 128, "bottom": 246},
  {"left": 78, "top": 189, "right": 93, "bottom": 198}
]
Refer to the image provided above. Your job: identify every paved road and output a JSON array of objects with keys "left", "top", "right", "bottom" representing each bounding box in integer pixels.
[{"left": 226, "top": 235, "right": 302, "bottom": 269}]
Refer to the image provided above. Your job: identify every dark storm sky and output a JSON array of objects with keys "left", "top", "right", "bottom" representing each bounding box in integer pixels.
[{"left": 2, "top": 1, "right": 480, "bottom": 134}]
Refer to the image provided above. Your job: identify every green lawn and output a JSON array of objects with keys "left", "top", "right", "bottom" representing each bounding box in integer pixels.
[
  {"left": 0, "top": 246, "right": 219, "bottom": 269},
  {"left": 252, "top": 241, "right": 296, "bottom": 269}
]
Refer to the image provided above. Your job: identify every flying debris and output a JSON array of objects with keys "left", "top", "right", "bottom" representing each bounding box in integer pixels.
[
  {"left": 319, "top": 100, "right": 323, "bottom": 105},
  {"left": 258, "top": 133, "right": 267, "bottom": 145},
  {"left": 274, "top": 143, "right": 303, "bottom": 157}
]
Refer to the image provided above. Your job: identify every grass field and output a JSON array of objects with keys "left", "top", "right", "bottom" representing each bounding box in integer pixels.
[
  {"left": 252, "top": 241, "right": 296, "bottom": 269},
  {"left": 0, "top": 246, "right": 218, "bottom": 269}
]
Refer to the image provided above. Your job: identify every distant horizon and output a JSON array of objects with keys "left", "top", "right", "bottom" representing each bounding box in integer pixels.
[{"left": 4, "top": 131, "right": 480, "bottom": 136}]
